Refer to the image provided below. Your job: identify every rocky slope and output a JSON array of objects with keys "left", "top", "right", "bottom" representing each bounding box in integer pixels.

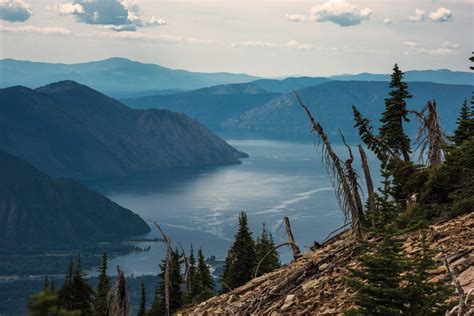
[
  {"left": 182, "top": 212, "right": 474, "bottom": 315},
  {"left": 0, "top": 150, "right": 150, "bottom": 250},
  {"left": 0, "top": 81, "right": 246, "bottom": 181}
]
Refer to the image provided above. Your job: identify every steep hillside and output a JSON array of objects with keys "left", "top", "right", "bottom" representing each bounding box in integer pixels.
[
  {"left": 122, "top": 83, "right": 279, "bottom": 130},
  {"left": 0, "top": 150, "right": 150, "bottom": 250},
  {"left": 227, "top": 81, "right": 473, "bottom": 139},
  {"left": 0, "top": 58, "right": 259, "bottom": 95},
  {"left": 183, "top": 212, "right": 474, "bottom": 315},
  {"left": 0, "top": 81, "right": 246, "bottom": 180}
]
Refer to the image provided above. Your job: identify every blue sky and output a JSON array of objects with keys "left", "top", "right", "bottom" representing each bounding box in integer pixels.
[{"left": 0, "top": 0, "right": 472, "bottom": 77}]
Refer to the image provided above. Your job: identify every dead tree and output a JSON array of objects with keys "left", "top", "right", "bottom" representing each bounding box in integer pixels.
[
  {"left": 155, "top": 222, "right": 172, "bottom": 316},
  {"left": 358, "top": 144, "right": 376, "bottom": 226},
  {"left": 444, "top": 258, "right": 468, "bottom": 316},
  {"left": 412, "top": 100, "right": 448, "bottom": 166},
  {"left": 283, "top": 216, "right": 302, "bottom": 259},
  {"left": 106, "top": 266, "right": 131, "bottom": 316},
  {"left": 177, "top": 241, "right": 191, "bottom": 296},
  {"left": 254, "top": 242, "right": 300, "bottom": 278},
  {"left": 294, "top": 92, "right": 365, "bottom": 238}
]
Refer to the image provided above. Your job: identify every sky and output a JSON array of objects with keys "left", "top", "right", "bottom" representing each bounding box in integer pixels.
[{"left": 0, "top": 0, "right": 472, "bottom": 77}]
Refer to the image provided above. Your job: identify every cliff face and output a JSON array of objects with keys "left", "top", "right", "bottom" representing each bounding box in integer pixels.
[
  {"left": 183, "top": 212, "right": 474, "bottom": 315},
  {"left": 0, "top": 150, "right": 150, "bottom": 250},
  {"left": 0, "top": 81, "right": 245, "bottom": 181}
]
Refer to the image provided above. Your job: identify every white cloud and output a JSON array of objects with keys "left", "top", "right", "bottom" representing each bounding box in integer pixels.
[
  {"left": 408, "top": 8, "right": 426, "bottom": 22},
  {"left": 286, "top": 40, "right": 314, "bottom": 51},
  {"left": 310, "top": 0, "right": 372, "bottom": 27},
  {"left": 57, "top": 0, "right": 166, "bottom": 32},
  {"left": 0, "top": 0, "right": 32, "bottom": 22},
  {"left": 286, "top": 14, "right": 305, "bottom": 22},
  {"left": 409, "top": 7, "right": 453, "bottom": 23},
  {"left": 0, "top": 24, "right": 71, "bottom": 35},
  {"left": 384, "top": 18, "right": 391, "bottom": 25},
  {"left": 57, "top": 3, "right": 83, "bottom": 15},
  {"left": 403, "top": 40, "right": 459, "bottom": 56},
  {"left": 429, "top": 8, "right": 452, "bottom": 22},
  {"left": 231, "top": 41, "right": 278, "bottom": 48}
]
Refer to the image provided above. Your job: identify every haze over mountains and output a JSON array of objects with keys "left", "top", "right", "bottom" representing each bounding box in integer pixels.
[
  {"left": 1, "top": 58, "right": 472, "bottom": 98},
  {"left": 0, "top": 150, "right": 150, "bottom": 250},
  {"left": 0, "top": 81, "right": 246, "bottom": 181}
]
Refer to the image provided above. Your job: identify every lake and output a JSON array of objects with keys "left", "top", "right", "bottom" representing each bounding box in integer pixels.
[{"left": 92, "top": 139, "right": 373, "bottom": 276}]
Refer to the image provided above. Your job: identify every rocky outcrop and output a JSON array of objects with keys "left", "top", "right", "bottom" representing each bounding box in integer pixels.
[{"left": 183, "top": 212, "right": 474, "bottom": 315}]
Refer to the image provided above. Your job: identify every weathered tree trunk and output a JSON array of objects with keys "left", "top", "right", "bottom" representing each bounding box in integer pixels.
[
  {"left": 283, "top": 217, "right": 301, "bottom": 260},
  {"left": 294, "top": 92, "right": 364, "bottom": 238},
  {"left": 358, "top": 145, "right": 376, "bottom": 226}
]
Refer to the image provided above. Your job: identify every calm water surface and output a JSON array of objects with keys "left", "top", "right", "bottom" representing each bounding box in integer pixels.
[{"left": 92, "top": 139, "right": 364, "bottom": 276}]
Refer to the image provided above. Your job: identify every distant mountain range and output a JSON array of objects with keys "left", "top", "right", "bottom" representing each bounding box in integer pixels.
[
  {"left": 330, "top": 69, "right": 473, "bottom": 85},
  {"left": 0, "top": 150, "right": 150, "bottom": 250},
  {"left": 0, "top": 58, "right": 260, "bottom": 97},
  {"left": 226, "top": 81, "right": 473, "bottom": 139},
  {"left": 122, "top": 83, "right": 280, "bottom": 130},
  {"left": 1, "top": 58, "right": 472, "bottom": 98},
  {"left": 0, "top": 80, "right": 246, "bottom": 181}
]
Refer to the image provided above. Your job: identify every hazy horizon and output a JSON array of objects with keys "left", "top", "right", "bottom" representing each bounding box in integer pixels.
[{"left": 1, "top": 0, "right": 472, "bottom": 77}]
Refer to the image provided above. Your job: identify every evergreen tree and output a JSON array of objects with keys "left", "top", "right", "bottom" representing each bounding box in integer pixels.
[
  {"left": 93, "top": 253, "right": 110, "bottom": 316},
  {"left": 195, "top": 248, "right": 214, "bottom": 302},
  {"left": 405, "top": 232, "right": 452, "bottom": 315},
  {"left": 43, "top": 276, "right": 50, "bottom": 292},
  {"left": 379, "top": 63, "right": 412, "bottom": 163},
  {"left": 70, "top": 256, "right": 94, "bottom": 315},
  {"left": 188, "top": 245, "right": 199, "bottom": 300},
  {"left": 158, "top": 247, "right": 183, "bottom": 314},
  {"left": 221, "top": 211, "right": 255, "bottom": 292},
  {"left": 50, "top": 277, "right": 56, "bottom": 293},
  {"left": 137, "top": 280, "right": 146, "bottom": 316},
  {"left": 450, "top": 99, "right": 473, "bottom": 146},
  {"left": 373, "top": 168, "right": 400, "bottom": 227},
  {"left": 254, "top": 223, "right": 280, "bottom": 277},
  {"left": 58, "top": 260, "right": 76, "bottom": 310},
  {"left": 346, "top": 229, "right": 407, "bottom": 315},
  {"left": 147, "top": 286, "right": 164, "bottom": 316}
]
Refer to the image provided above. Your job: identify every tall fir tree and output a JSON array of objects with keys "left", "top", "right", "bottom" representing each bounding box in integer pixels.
[
  {"left": 137, "top": 280, "right": 146, "bottom": 316},
  {"left": 188, "top": 245, "right": 199, "bottom": 300},
  {"left": 379, "top": 63, "right": 412, "bottom": 163},
  {"left": 195, "top": 248, "right": 214, "bottom": 302},
  {"left": 58, "top": 260, "right": 76, "bottom": 310},
  {"left": 70, "top": 256, "right": 94, "bottom": 315},
  {"left": 450, "top": 99, "right": 473, "bottom": 146},
  {"left": 346, "top": 229, "right": 407, "bottom": 315},
  {"left": 254, "top": 223, "right": 280, "bottom": 277},
  {"left": 221, "top": 211, "right": 255, "bottom": 292},
  {"left": 158, "top": 247, "right": 183, "bottom": 314},
  {"left": 404, "top": 232, "right": 452, "bottom": 315},
  {"left": 373, "top": 168, "right": 400, "bottom": 228},
  {"left": 93, "top": 253, "right": 110, "bottom": 316},
  {"left": 147, "top": 286, "right": 163, "bottom": 316}
]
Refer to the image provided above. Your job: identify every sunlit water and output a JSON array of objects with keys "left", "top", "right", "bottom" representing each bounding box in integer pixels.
[{"left": 91, "top": 139, "right": 377, "bottom": 276}]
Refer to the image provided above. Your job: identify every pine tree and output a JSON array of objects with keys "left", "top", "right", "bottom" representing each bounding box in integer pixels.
[
  {"left": 404, "top": 232, "right": 452, "bottom": 315},
  {"left": 93, "top": 253, "right": 110, "bottom": 316},
  {"left": 221, "top": 211, "right": 255, "bottom": 292},
  {"left": 346, "top": 229, "right": 407, "bottom": 315},
  {"left": 58, "top": 260, "right": 76, "bottom": 310},
  {"left": 43, "top": 276, "right": 49, "bottom": 292},
  {"left": 188, "top": 245, "right": 199, "bottom": 300},
  {"left": 450, "top": 99, "right": 473, "bottom": 146},
  {"left": 158, "top": 248, "right": 183, "bottom": 314},
  {"left": 71, "top": 256, "right": 94, "bottom": 315},
  {"left": 50, "top": 277, "right": 56, "bottom": 293},
  {"left": 373, "top": 168, "right": 400, "bottom": 227},
  {"left": 147, "top": 286, "right": 164, "bottom": 316},
  {"left": 379, "top": 63, "right": 412, "bottom": 163},
  {"left": 254, "top": 223, "right": 280, "bottom": 277},
  {"left": 195, "top": 248, "right": 214, "bottom": 302},
  {"left": 137, "top": 280, "right": 146, "bottom": 316}
]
